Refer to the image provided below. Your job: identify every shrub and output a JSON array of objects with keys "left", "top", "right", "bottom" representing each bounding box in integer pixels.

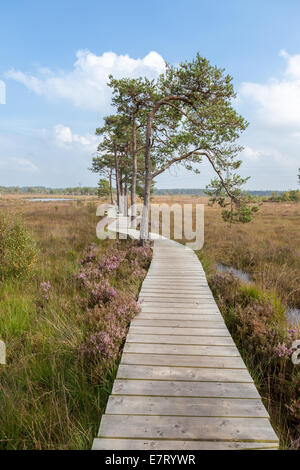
[
  {"left": 208, "top": 271, "right": 300, "bottom": 449},
  {"left": 77, "top": 241, "right": 148, "bottom": 381},
  {"left": 0, "top": 213, "right": 38, "bottom": 280}
]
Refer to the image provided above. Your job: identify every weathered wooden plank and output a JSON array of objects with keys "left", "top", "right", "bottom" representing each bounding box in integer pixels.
[
  {"left": 112, "top": 379, "right": 260, "bottom": 398},
  {"left": 98, "top": 415, "right": 279, "bottom": 443},
  {"left": 140, "top": 291, "right": 208, "bottom": 296},
  {"left": 127, "top": 334, "right": 234, "bottom": 346},
  {"left": 149, "top": 272, "right": 204, "bottom": 279},
  {"left": 140, "top": 292, "right": 213, "bottom": 299},
  {"left": 124, "top": 343, "right": 240, "bottom": 356},
  {"left": 121, "top": 353, "right": 247, "bottom": 369},
  {"left": 117, "top": 364, "right": 253, "bottom": 383},
  {"left": 136, "top": 313, "right": 222, "bottom": 321},
  {"left": 106, "top": 395, "right": 268, "bottom": 417},
  {"left": 92, "top": 438, "right": 278, "bottom": 450},
  {"left": 132, "top": 319, "right": 226, "bottom": 328},
  {"left": 144, "top": 276, "right": 207, "bottom": 280},
  {"left": 141, "top": 306, "right": 221, "bottom": 314},
  {"left": 129, "top": 327, "right": 229, "bottom": 337},
  {"left": 141, "top": 300, "right": 216, "bottom": 307},
  {"left": 142, "top": 281, "right": 207, "bottom": 285}
]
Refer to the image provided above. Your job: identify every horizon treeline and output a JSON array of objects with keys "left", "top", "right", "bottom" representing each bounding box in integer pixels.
[{"left": 1, "top": 185, "right": 299, "bottom": 199}]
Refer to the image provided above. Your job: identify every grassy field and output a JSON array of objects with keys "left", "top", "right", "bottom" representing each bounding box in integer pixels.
[
  {"left": 0, "top": 195, "right": 151, "bottom": 449},
  {"left": 0, "top": 194, "right": 299, "bottom": 449}
]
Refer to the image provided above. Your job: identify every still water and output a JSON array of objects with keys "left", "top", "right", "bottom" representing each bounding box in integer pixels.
[{"left": 26, "top": 198, "right": 75, "bottom": 202}]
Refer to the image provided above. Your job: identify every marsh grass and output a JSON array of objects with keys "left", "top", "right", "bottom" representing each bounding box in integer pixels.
[{"left": 0, "top": 198, "right": 150, "bottom": 449}]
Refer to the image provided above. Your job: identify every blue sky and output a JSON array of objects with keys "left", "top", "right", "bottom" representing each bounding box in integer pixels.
[{"left": 1, "top": 0, "right": 300, "bottom": 189}]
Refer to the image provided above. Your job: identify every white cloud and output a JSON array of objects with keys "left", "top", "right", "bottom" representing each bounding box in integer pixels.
[
  {"left": 239, "top": 50, "right": 300, "bottom": 129},
  {"left": 0, "top": 157, "right": 38, "bottom": 173},
  {"left": 0, "top": 80, "right": 6, "bottom": 104},
  {"left": 6, "top": 50, "right": 166, "bottom": 111},
  {"left": 53, "top": 124, "right": 98, "bottom": 152},
  {"left": 241, "top": 146, "right": 262, "bottom": 161},
  {"left": 54, "top": 124, "right": 73, "bottom": 143},
  {"left": 236, "top": 50, "right": 300, "bottom": 188}
]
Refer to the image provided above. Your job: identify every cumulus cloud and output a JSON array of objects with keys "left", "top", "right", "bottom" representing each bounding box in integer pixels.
[
  {"left": 241, "top": 146, "right": 262, "bottom": 161},
  {"left": 6, "top": 50, "right": 166, "bottom": 111},
  {"left": 53, "top": 124, "right": 98, "bottom": 149},
  {"left": 236, "top": 50, "right": 300, "bottom": 188},
  {"left": 239, "top": 50, "right": 300, "bottom": 129},
  {"left": 0, "top": 157, "right": 38, "bottom": 173}
]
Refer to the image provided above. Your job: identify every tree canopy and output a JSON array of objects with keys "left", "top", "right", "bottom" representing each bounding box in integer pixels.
[{"left": 91, "top": 52, "right": 258, "bottom": 241}]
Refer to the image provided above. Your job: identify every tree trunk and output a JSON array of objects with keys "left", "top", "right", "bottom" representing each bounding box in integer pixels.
[
  {"left": 124, "top": 179, "right": 128, "bottom": 216},
  {"left": 109, "top": 167, "right": 114, "bottom": 205},
  {"left": 140, "top": 110, "right": 155, "bottom": 243},
  {"left": 140, "top": 96, "right": 188, "bottom": 243},
  {"left": 114, "top": 143, "right": 121, "bottom": 210},
  {"left": 130, "top": 113, "right": 137, "bottom": 219}
]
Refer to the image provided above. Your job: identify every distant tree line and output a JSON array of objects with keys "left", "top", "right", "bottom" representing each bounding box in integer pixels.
[
  {"left": 265, "top": 190, "right": 300, "bottom": 203},
  {"left": 153, "top": 188, "right": 290, "bottom": 196},
  {"left": 2, "top": 186, "right": 299, "bottom": 201},
  {"left": 0, "top": 186, "right": 98, "bottom": 195}
]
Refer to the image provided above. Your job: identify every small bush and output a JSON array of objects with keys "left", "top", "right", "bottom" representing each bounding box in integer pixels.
[
  {"left": 0, "top": 213, "right": 38, "bottom": 280},
  {"left": 208, "top": 271, "right": 300, "bottom": 449},
  {"left": 77, "top": 241, "right": 150, "bottom": 382}
]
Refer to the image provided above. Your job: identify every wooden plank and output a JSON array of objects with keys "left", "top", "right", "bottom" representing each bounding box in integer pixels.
[
  {"left": 140, "top": 290, "right": 208, "bottom": 295},
  {"left": 117, "top": 364, "right": 253, "bottom": 383},
  {"left": 141, "top": 301, "right": 216, "bottom": 307},
  {"left": 98, "top": 415, "right": 279, "bottom": 443},
  {"left": 124, "top": 343, "right": 240, "bottom": 356},
  {"left": 132, "top": 319, "right": 226, "bottom": 328},
  {"left": 121, "top": 353, "right": 247, "bottom": 369},
  {"left": 141, "top": 306, "right": 221, "bottom": 314},
  {"left": 112, "top": 379, "right": 260, "bottom": 398},
  {"left": 144, "top": 277, "right": 207, "bottom": 280},
  {"left": 143, "top": 280, "right": 209, "bottom": 285},
  {"left": 140, "top": 292, "right": 213, "bottom": 299},
  {"left": 136, "top": 313, "right": 222, "bottom": 321},
  {"left": 106, "top": 395, "right": 268, "bottom": 417},
  {"left": 148, "top": 271, "right": 205, "bottom": 275},
  {"left": 129, "top": 327, "right": 230, "bottom": 337},
  {"left": 127, "top": 334, "right": 234, "bottom": 346},
  {"left": 93, "top": 438, "right": 278, "bottom": 450}
]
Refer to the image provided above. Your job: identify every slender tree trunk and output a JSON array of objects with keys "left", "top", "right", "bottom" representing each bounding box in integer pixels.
[
  {"left": 140, "top": 96, "right": 187, "bottom": 243},
  {"left": 114, "top": 143, "right": 121, "bottom": 210},
  {"left": 124, "top": 178, "right": 128, "bottom": 216},
  {"left": 109, "top": 167, "right": 114, "bottom": 205},
  {"left": 131, "top": 113, "right": 137, "bottom": 219},
  {"left": 140, "top": 109, "right": 156, "bottom": 243},
  {"left": 120, "top": 175, "right": 125, "bottom": 214}
]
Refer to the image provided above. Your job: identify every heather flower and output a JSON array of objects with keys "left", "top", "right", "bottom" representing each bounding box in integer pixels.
[
  {"left": 90, "top": 280, "right": 117, "bottom": 305},
  {"left": 78, "top": 331, "right": 119, "bottom": 361},
  {"left": 80, "top": 243, "right": 97, "bottom": 265},
  {"left": 40, "top": 281, "right": 51, "bottom": 302},
  {"left": 276, "top": 343, "right": 293, "bottom": 358},
  {"left": 76, "top": 239, "right": 151, "bottom": 380},
  {"left": 287, "top": 327, "right": 299, "bottom": 341},
  {"left": 98, "top": 249, "right": 126, "bottom": 273}
]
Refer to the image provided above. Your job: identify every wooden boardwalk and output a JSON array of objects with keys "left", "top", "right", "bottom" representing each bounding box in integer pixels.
[{"left": 93, "top": 219, "right": 279, "bottom": 450}]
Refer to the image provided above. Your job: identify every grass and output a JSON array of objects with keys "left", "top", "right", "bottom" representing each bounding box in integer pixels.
[{"left": 0, "top": 196, "right": 150, "bottom": 449}]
